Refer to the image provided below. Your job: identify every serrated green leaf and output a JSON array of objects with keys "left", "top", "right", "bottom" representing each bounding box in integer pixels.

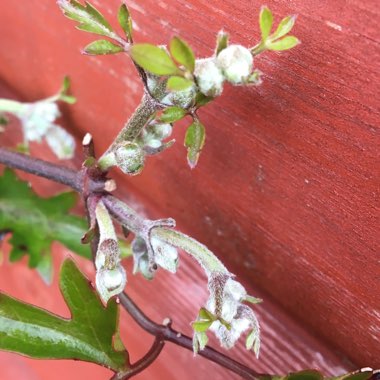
[
  {"left": 83, "top": 40, "right": 124, "bottom": 55},
  {"left": 192, "top": 320, "right": 213, "bottom": 332},
  {"left": 130, "top": 44, "right": 179, "bottom": 76},
  {"left": 58, "top": 0, "right": 114, "bottom": 38},
  {"left": 286, "top": 370, "right": 323, "bottom": 380},
  {"left": 267, "top": 36, "right": 300, "bottom": 51},
  {"left": 215, "top": 30, "right": 229, "bottom": 55},
  {"left": 160, "top": 106, "right": 186, "bottom": 123},
  {"left": 0, "top": 169, "right": 91, "bottom": 270},
  {"left": 169, "top": 36, "right": 195, "bottom": 72},
  {"left": 184, "top": 120, "right": 205, "bottom": 169},
  {"left": 167, "top": 76, "right": 194, "bottom": 91},
  {"left": 272, "top": 15, "right": 296, "bottom": 40},
  {"left": 118, "top": 3, "right": 133, "bottom": 41},
  {"left": 0, "top": 259, "right": 128, "bottom": 370},
  {"left": 259, "top": 6, "right": 273, "bottom": 40}
]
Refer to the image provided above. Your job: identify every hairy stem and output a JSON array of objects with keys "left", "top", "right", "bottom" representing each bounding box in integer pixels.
[
  {"left": 119, "top": 292, "right": 260, "bottom": 380},
  {"left": 99, "top": 94, "right": 157, "bottom": 161},
  {"left": 0, "top": 147, "right": 261, "bottom": 379}
]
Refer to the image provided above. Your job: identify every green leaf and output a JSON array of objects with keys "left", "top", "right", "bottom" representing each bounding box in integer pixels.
[
  {"left": 244, "top": 295, "right": 263, "bottom": 304},
  {"left": 58, "top": 0, "right": 114, "bottom": 37},
  {"left": 194, "top": 92, "right": 213, "bottom": 107},
  {"left": 118, "top": 3, "right": 133, "bottom": 41},
  {"left": 57, "top": 76, "right": 77, "bottom": 104},
  {"left": 83, "top": 40, "right": 124, "bottom": 55},
  {"left": 0, "top": 259, "right": 128, "bottom": 371},
  {"left": 0, "top": 170, "right": 91, "bottom": 271},
  {"left": 267, "top": 36, "right": 300, "bottom": 51},
  {"left": 198, "top": 307, "right": 215, "bottom": 321},
  {"left": 286, "top": 370, "right": 323, "bottom": 380},
  {"left": 169, "top": 36, "right": 195, "bottom": 72},
  {"left": 184, "top": 120, "right": 205, "bottom": 169},
  {"left": 215, "top": 30, "right": 229, "bottom": 55},
  {"left": 160, "top": 106, "right": 187, "bottom": 123},
  {"left": 272, "top": 15, "right": 297, "bottom": 40},
  {"left": 259, "top": 6, "right": 273, "bottom": 40},
  {"left": 167, "top": 76, "right": 194, "bottom": 91},
  {"left": 0, "top": 113, "right": 8, "bottom": 126},
  {"left": 192, "top": 320, "right": 213, "bottom": 332},
  {"left": 130, "top": 44, "right": 179, "bottom": 76}
]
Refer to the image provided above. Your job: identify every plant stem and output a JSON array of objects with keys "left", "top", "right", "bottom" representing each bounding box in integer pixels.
[
  {"left": 110, "top": 338, "right": 165, "bottom": 380},
  {"left": 0, "top": 147, "right": 108, "bottom": 193},
  {"left": 118, "top": 292, "right": 260, "bottom": 380},
  {"left": 99, "top": 94, "right": 157, "bottom": 162},
  {"left": 0, "top": 147, "right": 261, "bottom": 379}
]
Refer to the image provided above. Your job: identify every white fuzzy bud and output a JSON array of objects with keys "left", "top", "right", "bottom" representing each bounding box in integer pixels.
[
  {"left": 96, "top": 265, "right": 127, "bottom": 304},
  {"left": 194, "top": 58, "right": 224, "bottom": 97},
  {"left": 151, "top": 236, "right": 179, "bottom": 273},
  {"left": 216, "top": 45, "right": 253, "bottom": 84},
  {"left": 114, "top": 143, "right": 145, "bottom": 175}
]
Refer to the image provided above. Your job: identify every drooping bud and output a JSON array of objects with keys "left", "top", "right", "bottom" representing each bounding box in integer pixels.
[
  {"left": 194, "top": 58, "right": 224, "bottom": 97},
  {"left": 95, "top": 200, "right": 126, "bottom": 303},
  {"left": 216, "top": 44, "right": 253, "bottom": 84},
  {"left": 114, "top": 142, "right": 145, "bottom": 175},
  {"left": 151, "top": 236, "right": 179, "bottom": 273},
  {"left": 131, "top": 237, "right": 155, "bottom": 280}
]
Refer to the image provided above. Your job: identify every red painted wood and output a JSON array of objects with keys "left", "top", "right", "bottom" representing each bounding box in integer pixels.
[{"left": 0, "top": 0, "right": 379, "bottom": 375}]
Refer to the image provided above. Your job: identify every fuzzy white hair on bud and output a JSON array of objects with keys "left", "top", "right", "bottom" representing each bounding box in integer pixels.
[
  {"left": 194, "top": 58, "right": 224, "bottom": 97},
  {"left": 151, "top": 236, "right": 179, "bottom": 273},
  {"left": 114, "top": 142, "right": 145, "bottom": 175},
  {"left": 216, "top": 44, "right": 253, "bottom": 84}
]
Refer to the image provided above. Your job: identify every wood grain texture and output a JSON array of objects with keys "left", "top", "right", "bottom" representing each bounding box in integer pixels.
[{"left": 0, "top": 0, "right": 379, "bottom": 372}]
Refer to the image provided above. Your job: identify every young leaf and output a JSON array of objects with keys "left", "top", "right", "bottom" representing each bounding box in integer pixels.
[
  {"left": 118, "top": 3, "right": 133, "bottom": 41},
  {"left": 184, "top": 120, "right": 205, "bottom": 168},
  {"left": 215, "top": 30, "right": 229, "bottom": 55},
  {"left": 194, "top": 92, "right": 213, "bottom": 107},
  {"left": 259, "top": 6, "right": 273, "bottom": 40},
  {"left": 267, "top": 36, "right": 300, "bottom": 51},
  {"left": 0, "top": 169, "right": 91, "bottom": 270},
  {"left": 192, "top": 320, "right": 213, "bottom": 332},
  {"left": 167, "top": 76, "right": 194, "bottom": 91},
  {"left": 58, "top": 0, "right": 114, "bottom": 37},
  {"left": 0, "top": 259, "right": 128, "bottom": 371},
  {"left": 130, "top": 44, "right": 179, "bottom": 76},
  {"left": 286, "top": 370, "right": 323, "bottom": 380},
  {"left": 272, "top": 15, "right": 297, "bottom": 40},
  {"left": 56, "top": 76, "right": 77, "bottom": 104},
  {"left": 83, "top": 40, "right": 124, "bottom": 55},
  {"left": 169, "top": 36, "right": 195, "bottom": 72},
  {"left": 160, "top": 106, "right": 187, "bottom": 123}
]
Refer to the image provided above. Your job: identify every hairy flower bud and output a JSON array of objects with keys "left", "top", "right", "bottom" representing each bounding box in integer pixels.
[
  {"left": 114, "top": 142, "right": 145, "bottom": 175},
  {"left": 194, "top": 58, "right": 224, "bottom": 97},
  {"left": 216, "top": 45, "right": 253, "bottom": 84},
  {"left": 96, "top": 265, "right": 127, "bottom": 303}
]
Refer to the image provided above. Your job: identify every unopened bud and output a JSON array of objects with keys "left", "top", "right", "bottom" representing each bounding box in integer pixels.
[
  {"left": 96, "top": 265, "right": 127, "bottom": 303},
  {"left": 194, "top": 58, "right": 224, "bottom": 97},
  {"left": 216, "top": 45, "right": 253, "bottom": 84},
  {"left": 114, "top": 142, "right": 145, "bottom": 175}
]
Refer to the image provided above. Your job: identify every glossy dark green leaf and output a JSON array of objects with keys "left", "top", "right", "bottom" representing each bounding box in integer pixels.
[
  {"left": 267, "top": 36, "right": 300, "bottom": 51},
  {"left": 118, "top": 3, "right": 133, "bottom": 41},
  {"left": 58, "top": 0, "right": 114, "bottom": 37},
  {"left": 130, "top": 44, "right": 179, "bottom": 76},
  {"left": 272, "top": 15, "right": 297, "bottom": 40},
  {"left": 215, "top": 30, "right": 229, "bottom": 55},
  {"left": 169, "top": 36, "right": 195, "bottom": 72},
  {"left": 0, "top": 170, "right": 90, "bottom": 278},
  {"left": 167, "top": 76, "right": 194, "bottom": 91},
  {"left": 160, "top": 106, "right": 186, "bottom": 123},
  {"left": 184, "top": 120, "right": 205, "bottom": 168},
  {"left": 83, "top": 40, "right": 124, "bottom": 55},
  {"left": 259, "top": 6, "right": 273, "bottom": 40},
  {"left": 0, "top": 259, "right": 128, "bottom": 371}
]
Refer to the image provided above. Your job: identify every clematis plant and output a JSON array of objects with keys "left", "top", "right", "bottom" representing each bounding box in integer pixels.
[{"left": 2, "top": 3, "right": 371, "bottom": 380}]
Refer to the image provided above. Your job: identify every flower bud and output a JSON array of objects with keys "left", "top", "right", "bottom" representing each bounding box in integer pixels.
[
  {"left": 216, "top": 45, "right": 253, "bottom": 84},
  {"left": 151, "top": 236, "right": 179, "bottom": 273},
  {"left": 96, "top": 265, "right": 127, "bottom": 303},
  {"left": 194, "top": 58, "right": 224, "bottom": 97},
  {"left": 114, "top": 142, "right": 145, "bottom": 175}
]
